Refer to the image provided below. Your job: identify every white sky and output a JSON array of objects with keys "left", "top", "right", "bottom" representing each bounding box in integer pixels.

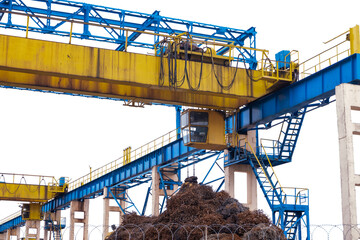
[{"left": 1, "top": 0, "right": 360, "bottom": 238}]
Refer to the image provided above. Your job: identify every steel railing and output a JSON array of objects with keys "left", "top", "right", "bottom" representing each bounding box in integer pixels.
[
  {"left": 0, "top": 173, "right": 60, "bottom": 186},
  {"left": 299, "top": 39, "right": 350, "bottom": 79},
  {"left": 0, "top": 211, "right": 21, "bottom": 225},
  {"left": 68, "top": 129, "right": 179, "bottom": 191}
]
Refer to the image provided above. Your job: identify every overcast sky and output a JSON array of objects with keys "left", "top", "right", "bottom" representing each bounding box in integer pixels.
[{"left": 1, "top": 0, "right": 360, "bottom": 239}]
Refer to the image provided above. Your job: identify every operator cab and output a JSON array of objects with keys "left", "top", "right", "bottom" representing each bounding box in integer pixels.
[{"left": 181, "top": 109, "right": 227, "bottom": 150}]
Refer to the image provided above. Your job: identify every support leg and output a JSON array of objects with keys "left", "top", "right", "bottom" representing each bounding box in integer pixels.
[
  {"left": 69, "top": 199, "right": 89, "bottom": 240},
  {"left": 224, "top": 131, "right": 257, "bottom": 210},
  {"left": 103, "top": 187, "right": 125, "bottom": 238},
  {"left": 336, "top": 83, "right": 360, "bottom": 240}
]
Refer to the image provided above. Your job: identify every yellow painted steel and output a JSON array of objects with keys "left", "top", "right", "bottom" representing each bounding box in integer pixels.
[
  {"left": 123, "top": 147, "right": 131, "bottom": 165},
  {"left": 181, "top": 109, "right": 227, "bottom": 150},
  {"left": 0, "top": 34, "right": 285, "bottom": 110},
  {"left": 21, "top": 203, "right": 43, "bottom": 220},
  {"left": 0, "top": 173, "right": 68, "bottom": 202},
  {"left": 350, "top": 25, "right": 360, "bottom": 54},
  {"left": 0, "top": 182, "right": 66, "bottom": 202}
]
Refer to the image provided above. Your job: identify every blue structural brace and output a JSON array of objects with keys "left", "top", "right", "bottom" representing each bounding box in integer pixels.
[
  {"left": 0, "top": 0, "right": 257, "bottom": 67},
  {"left": 236, "top": 53, "right": 360, "bottom": 133}
]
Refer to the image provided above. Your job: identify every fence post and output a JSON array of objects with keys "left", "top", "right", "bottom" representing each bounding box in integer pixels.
[{"left": 205, "top": 226, "right": 208, "bottom": 240}]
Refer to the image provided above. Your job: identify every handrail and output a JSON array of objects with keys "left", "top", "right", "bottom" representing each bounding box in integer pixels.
[
  {"left": 0, "top": 173, "right": 59, "bottom": 186},
  {"left": 245, "top": 139, "right": 272, "bottom": 189},
  {"left": 260, "top": 143, "right": 286, "bottom": 203},
  {"left": 0, "top": 211, "right": 21, "bottom": 225},
  {"left": 253, "top": 50, "right": 298, "bottom": 84},
  {"left": 299, "top": 40, "right": 350, "bottom": 79},
  {"left": 274, "top": 187, "right": 309, "bottom": 205},
  {"left": 323, "top": 30, "right": 350, "bottom": 44},
  {"left": 295, "top": 188, "right": 309, "bottom": 204},
  {"left": 68, "top": 129, "right": 179, "bottom": 191}
]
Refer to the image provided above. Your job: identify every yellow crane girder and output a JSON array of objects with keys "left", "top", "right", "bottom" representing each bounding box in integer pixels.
[
  {"left": 0, "top": 34, "right": 287, "bottom": 110},
  {"left": 0, "top": 182, "right": 66, "bottom": 202}
]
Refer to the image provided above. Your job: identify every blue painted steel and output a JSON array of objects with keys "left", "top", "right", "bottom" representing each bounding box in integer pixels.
[
  {"left": 0, "top": 0, "right": 257, "bottom": 66},
  {"left": 275, "top": 50, "right": 290, "bottom": 69},
  {"left": 200, "top": 152, "right": 223, "bottom": 185},
  {"left": 42, "top": 138, "right": 197, "bottom": 213},
  {"left": 155, "top": 150, "right": 220, "bottom": 213},
  {"left": 175, "top": 106, "right": 182, "bottom": 139},
  {"left": 278, "top": 108, "right": 306, "bottom": 160},
  {"left": 236, "top": 53, "right": 360, "bottom": 133},
  {"left": 237, "top": 142, "right": 310, "bottom": 239},
  {"left": 0, "top": 215, "right": 24, "bottom": 233},
  {"left": 141, "top": 183, "right": 152, "bottom": 216}
]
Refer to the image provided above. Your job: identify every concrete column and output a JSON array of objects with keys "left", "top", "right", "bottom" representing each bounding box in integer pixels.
[
  {"left": 103, "top": 187, "right": 125, "bottom": 238},
  {"left": 336, "top": 83, "right": 360, "bottom": 240},
  {"left": 225, "top": 163, "right": 258, "bottom": 210},
  {"left": 69, "top": 199, "right": 89, "bottom": 240},
  {"left": 16, "top": 227, "right": 21, "bottom": 239},
  {"left": 151, "top": 166, "right": 179, "bottom": 216},
  {"left": 25, "top": 221, "right": 40, "bottom": 240},
  {"left": 151, "top": 166, "right": 160, "bottom": 216},
  {"left": 225, "top": 130, "right": 257, "bottom": 210},
  {"left": 6, "top": 228, "right": 20, "bottom": 240},
  {"left": 5, "top": 229, "right": 10, "bottom": 240},
  {"left": 43, "top": 227, "right": 48, "bottom": 240}
]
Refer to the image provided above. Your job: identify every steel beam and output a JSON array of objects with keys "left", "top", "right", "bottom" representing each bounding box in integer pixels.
[
  {"left": 0, "top": 34, "right": 275, "bottom": 110},
  {"left": 42, "top": 138, "right": 196, "bottom": 212},
  {"left": 236, "top": 54, "right": 360, "bottom": 133}
]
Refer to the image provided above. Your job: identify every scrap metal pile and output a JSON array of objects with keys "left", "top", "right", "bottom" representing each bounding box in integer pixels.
[{"left": 106, "top": 177, "right": 285, "bottom": 240}]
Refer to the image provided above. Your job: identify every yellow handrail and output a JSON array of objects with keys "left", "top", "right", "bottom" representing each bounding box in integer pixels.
[
  {"left": 0, "top": 211, "right": 21, "bottom": 225},
  {"left": 245, "top": 139, "right": 272, "bottom": 189},
  {"left": 0, "top": 172, "right": 60, "bottom": 186},
  {"left": 68, "top": 129, "right": 179, "bottom": 191},
  {"left": 260, "top": 142, "right": 286, "bottom": 203},
  {"left": 299, "top": 40, "right": 350, "bottom": 79}
]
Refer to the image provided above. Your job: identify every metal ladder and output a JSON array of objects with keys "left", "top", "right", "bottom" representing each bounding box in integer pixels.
[
  {"left": 278, "top": 108, "right": 306, "bottom": 160},
  {"left": 53, "top": 230, "right": 61, "bottom": 240},
  {"left": 245, "top": 140, "right": 285, "bottom": 207},
  {"left": 244, "top": 139, "right": 309, "bottom": 240}
]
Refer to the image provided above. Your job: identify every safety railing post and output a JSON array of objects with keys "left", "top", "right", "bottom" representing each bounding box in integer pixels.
[
  {"left": 26, "top": 15, "right": 29, "bottom": 38},
  {"left": 69, "top": 21, "right": 73, "bottom": 44},
  {"left": 125, "top": 30, "right": 128, "bottom": 52}
]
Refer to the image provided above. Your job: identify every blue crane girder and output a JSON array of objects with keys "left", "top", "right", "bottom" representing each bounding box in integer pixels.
[
  {"left": 41, "top": 138, "right": 197, "bottom": 213},
  {"left": 236, "top": 53, "right": 360, "bottom": 133},
  {"left": 0, "top": 215, "right": 24, "bottom": 233}
]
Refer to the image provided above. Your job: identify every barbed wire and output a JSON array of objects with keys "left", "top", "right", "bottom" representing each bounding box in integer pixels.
[{"left": 3, "top": 223, "right": 359, "bottom": 239}]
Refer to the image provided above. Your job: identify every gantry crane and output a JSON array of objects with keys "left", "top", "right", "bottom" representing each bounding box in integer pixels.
[{"left": 0, "top": 1, "right": 358, "bottom": 239}]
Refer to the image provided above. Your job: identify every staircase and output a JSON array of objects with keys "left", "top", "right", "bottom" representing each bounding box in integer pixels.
[
  {"left": 240, "top": 139, "right": 310, "bottom": 240},
  {"left": 278, "top": 108, "right": 306, "bottom": 160},
  {"left": 45, "top": 217, "right": 64, "bottom": 240},
  {"left": 246, "top": 142, "right": 285, "bottom": 207},
  {"left": 52, "top": 230, "right": 61, "bottom": 240}
]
